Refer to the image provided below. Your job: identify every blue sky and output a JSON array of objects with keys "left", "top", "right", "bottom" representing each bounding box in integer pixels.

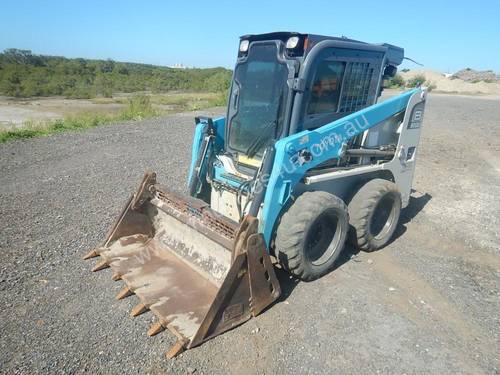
[{"left": 1, "top": 0, "right": 499, "bottom": 72}]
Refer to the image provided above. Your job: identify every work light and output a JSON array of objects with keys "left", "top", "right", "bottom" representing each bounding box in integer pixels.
[
  {"left": 286, "top": 36, "right": 300, "bottom": 49},
  {"left": 239, "top": 40, "right": 249, "bottom": 52}
]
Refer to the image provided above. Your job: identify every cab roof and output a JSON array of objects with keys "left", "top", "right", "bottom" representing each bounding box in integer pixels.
[{"left": 239, "top": 32, "right": 404, "bottom": 66}]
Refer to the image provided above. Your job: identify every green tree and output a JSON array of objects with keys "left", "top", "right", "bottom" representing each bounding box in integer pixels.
[
  {"left": 0, "top": 49, "right": 233, "bottom": 98},
  {"left": 204, "top": 71, "right": 231, "bottom": 92},
  {"left": 0, "top": 69, "right": 23, "bottom": 96}
]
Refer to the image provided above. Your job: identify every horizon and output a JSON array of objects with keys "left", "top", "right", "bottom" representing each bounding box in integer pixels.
[
  {"left": 1, "top": 0, "right": 499, "bottom": 73},
  {"left": 1, "top": 47, "right": 497, "bottom": 75}
]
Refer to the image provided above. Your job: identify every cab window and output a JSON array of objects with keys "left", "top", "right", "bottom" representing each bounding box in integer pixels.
[{"left": 307, "top": 61, "right": 345, "bottom": 115}]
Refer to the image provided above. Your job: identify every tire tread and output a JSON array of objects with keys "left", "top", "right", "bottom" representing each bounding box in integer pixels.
[{"left": 275, "top": 191, "right": 349, "bottom": 281}]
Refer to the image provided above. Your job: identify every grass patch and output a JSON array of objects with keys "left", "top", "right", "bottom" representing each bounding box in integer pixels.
[
  {"left": 89, "top": 92, "right": 227, "bottom": 109},
  {"left": 119, "top": 95, "right": 158, "bottom": 120},
  {"left": 0, "top": 113, "right": 115, "bottom": 143},
  {"left": 0, "top": 95, "right": 157, "bottom": 143},
  {"left": 0, "top": 92, "right": 228, "bottom": 143},
  {"left": 151, "top": 92, "right": 227, "bottom": 111},
  {"left": 89, "top": 97, "right": 128, "bottom": 105}
]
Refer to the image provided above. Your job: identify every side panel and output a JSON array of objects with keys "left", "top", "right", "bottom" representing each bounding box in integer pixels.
[
  {"left": 260, "top": 89, "right": 420, "bottom": 245},
  {"left": 389, "top": 93, "right": 426, "bottom": 206},
  {"left": 213, "top": 117, "right": 226, "bottom": 153}
]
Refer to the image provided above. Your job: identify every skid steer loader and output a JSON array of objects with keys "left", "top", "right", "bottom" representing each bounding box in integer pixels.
[{"left": 85, "top": 32, "right": 427, "bottom": 358}]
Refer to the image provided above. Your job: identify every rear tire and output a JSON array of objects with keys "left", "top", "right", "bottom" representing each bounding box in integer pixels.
[
  {"left": 348, "top": 179, "right": 401, "bottom": 252},
  {"left": 275, "top": 191, "right": 349, "bottom": 281}
]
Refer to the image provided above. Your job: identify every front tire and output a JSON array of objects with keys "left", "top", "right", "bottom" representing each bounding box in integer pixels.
[
  {"left": 348, "top": 179, "right": 402, "bottom": 251},
  {"left": 275, "top": 191, "right": 349, "bottom": 281}
]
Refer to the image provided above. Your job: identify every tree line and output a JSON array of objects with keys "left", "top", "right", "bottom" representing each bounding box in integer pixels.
[{"left": 0, "top": 49, "right": 232, "bottom": 98}]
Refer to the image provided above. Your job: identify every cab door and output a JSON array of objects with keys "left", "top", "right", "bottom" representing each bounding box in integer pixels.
[{"left": 300, "top": 48, "right": 384, "bottom": 131}]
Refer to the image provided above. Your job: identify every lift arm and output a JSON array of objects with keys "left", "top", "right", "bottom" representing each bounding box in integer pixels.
[{"left": 259, "top": 88, "right": 423, "bottom": 244}]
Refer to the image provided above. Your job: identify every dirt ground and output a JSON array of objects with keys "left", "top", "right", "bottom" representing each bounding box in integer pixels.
[
  {"left": 0, "top": 93, "right": 499, "bottom": 374},
  {"left": 0, "top": 96, "right": 125, "bottom": 129}
]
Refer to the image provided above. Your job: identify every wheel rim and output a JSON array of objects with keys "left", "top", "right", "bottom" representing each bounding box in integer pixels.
[
  {"left": 370, "top": 194, "right": 398, "bottom": 240},
  {"left": 305, "top": 210, "right": 343, "bottom": 266}
]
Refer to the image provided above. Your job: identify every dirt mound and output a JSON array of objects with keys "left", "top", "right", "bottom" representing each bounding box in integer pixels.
[{"left": 399, "top": 69, "right": 500, "bottom": 95}]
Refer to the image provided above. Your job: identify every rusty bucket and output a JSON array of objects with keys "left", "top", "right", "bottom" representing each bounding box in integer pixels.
[{"left": 84, "top": 171, "right": 280, "bottom": 358}]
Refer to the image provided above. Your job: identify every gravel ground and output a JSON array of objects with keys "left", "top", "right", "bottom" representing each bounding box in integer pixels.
[{"left": 1, "top": 94, "right": 499, "bottom": 374}]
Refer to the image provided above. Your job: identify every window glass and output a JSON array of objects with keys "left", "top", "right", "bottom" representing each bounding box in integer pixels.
[
  {"left": 228, "top": 44, "right": 289, "bottom": 157},
  {"left": 241, "top": 61, "right": 282, "bottom": 105},
  {"left": 307, "top": 61, "right": 345, "bottom": 115}
]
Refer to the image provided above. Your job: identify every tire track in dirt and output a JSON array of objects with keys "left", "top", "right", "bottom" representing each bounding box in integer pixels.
[{"left": 366, "top": 243, "right": 498, "bottom": 373}]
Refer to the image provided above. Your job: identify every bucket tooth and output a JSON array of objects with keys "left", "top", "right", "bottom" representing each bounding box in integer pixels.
[
  {"left": 130, "top": 303, "right": 148, "bottom": 317},
  {"left": 147, "top": 321, "right": 165, "bottom": 337},
  {"left": 91, "top": 259, "right": 109, "bottom": 272},
  {"left": 83, "top": 248, "right": 100, "bottom": 260},
  {"left": 116, "top": 285, "right": 134, "bottom": 300},
  {"left": 111, "top": 273, "right": 122, "bottom": 281},
  {"left": 166, "top": 339, "right": 186, "bottom": 359}
]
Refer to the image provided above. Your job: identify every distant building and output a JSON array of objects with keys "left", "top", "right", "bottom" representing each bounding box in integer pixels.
[{"left": 168, "top": 63, "right": 189, "bottom": 69}]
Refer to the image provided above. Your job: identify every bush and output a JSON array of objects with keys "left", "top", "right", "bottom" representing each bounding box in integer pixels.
[
  {"left": 406, "top": 74, "right": 426, "bottom": 88},
  {"left": 203, "top": 71, "right": 232, "bottom": 92},
  {"left": 120, "top": 95, "right": 158, "bottom": 120},
  {"left": 0, "top": 49, "right": 233, "bottom": 98},
  {"left": 389, "top": 74, "right": 405, "bottom": 88},
  {"left": 425, "top": 81, "right": 437, "bottom": 92}
]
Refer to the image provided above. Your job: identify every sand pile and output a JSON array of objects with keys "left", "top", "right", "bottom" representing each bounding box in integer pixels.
[{"left": 399, "top": 69, "right": 500, "bottom": 95}]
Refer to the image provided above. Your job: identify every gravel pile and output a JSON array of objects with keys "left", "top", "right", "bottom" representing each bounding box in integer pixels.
[
  {"left": 1, "top": 97, "right": 499, "bottom": 374},
  {"left": 452, "top": 68, "right": 500, "bottom": 83}
]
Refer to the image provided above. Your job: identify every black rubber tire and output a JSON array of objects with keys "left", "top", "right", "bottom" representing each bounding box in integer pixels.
[
  {"left": 348, "top": 179, "right": 402, "bottom": 252},
  {"left": 275, "top": 191, "right": 349, "bottom": 281}
]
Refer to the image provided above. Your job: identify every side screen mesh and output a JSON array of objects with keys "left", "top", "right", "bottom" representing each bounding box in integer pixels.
[{"left": 338, "top": 63, "right": 374, "bottom": 113}]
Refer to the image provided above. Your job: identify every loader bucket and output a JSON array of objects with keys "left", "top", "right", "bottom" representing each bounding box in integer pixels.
[{"left": 84, "top": 171, "right": 280, "bottom": 358}]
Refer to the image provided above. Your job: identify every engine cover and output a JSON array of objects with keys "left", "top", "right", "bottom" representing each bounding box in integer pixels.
[{"left": 210, "top": 186, "right": 249, "bottom": 222}]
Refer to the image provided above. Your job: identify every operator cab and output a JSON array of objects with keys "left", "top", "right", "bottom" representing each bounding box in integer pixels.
[{"left": 225, "top": 32, "right": 403, "bottom": 170}]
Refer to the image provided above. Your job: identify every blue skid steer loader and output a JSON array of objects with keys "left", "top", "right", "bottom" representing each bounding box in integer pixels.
[{"left": 85, "top": 32, "right": 427, "bottom": 358}]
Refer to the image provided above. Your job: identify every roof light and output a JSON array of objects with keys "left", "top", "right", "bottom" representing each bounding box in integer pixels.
[
  {"left": 239, "top": 40, "right": 249, "bottom": 52},
  {"left": 286, "top": 36, "right": 300, "bottom": 49}
]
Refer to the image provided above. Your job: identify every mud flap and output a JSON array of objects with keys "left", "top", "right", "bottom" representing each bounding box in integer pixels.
[{"left": 84, "top": 171, "right": 280, "bottom": 358}]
